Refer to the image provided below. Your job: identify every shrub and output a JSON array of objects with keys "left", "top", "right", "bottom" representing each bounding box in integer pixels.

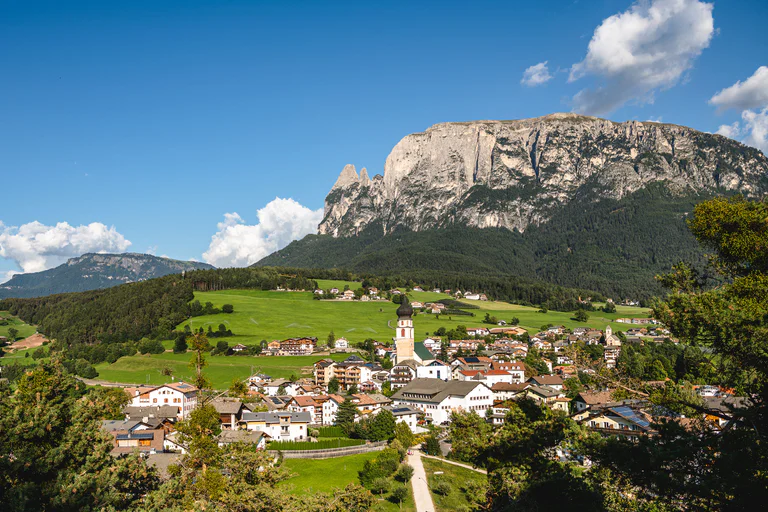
[
  {"left": 310, "top": 429, "right": 319, "bottom": 438},
  {"left": 395, "top": 464, "right": 414, "bottom": 482},
  {"left": 369, "top": 478, "right": 390, "bottom": 495},
  {"left": 390, "top": 485, "right": 408, "bottom": 504},
  {"left": 138, "top": 339, "right": 165, "bottom": 355},
  {"left": 74, "top": 359, "right": 98, "bottom": 379},
  {"left": 222, "top": 304, "right": 234, "bottom": 313},
  {"left": 423, "top": 435, "right": 441, "bottom": 456},
  {"left": 359, "top": 459, "right": 388, "bottom": 487},
  {"left": 433, "top": 480, "right": 452, "bottom": 496},
  {"left": 390, "top": 439, "right": 406, "bottom": 461},
  {"left": 317, "top": 426, "right": 344, "bottom": 438},
  {"left": 267, "top": 439, "right": 364, "bottom": 450}
]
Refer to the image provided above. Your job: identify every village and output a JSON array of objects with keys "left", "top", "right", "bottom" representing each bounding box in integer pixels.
[{"left": 99, "top": 294, "right": 743, "bottom": 484}]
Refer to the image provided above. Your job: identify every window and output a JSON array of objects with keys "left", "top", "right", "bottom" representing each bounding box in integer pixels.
[{"left": 153, "top": 398, "right": 157, "bottom": 403}]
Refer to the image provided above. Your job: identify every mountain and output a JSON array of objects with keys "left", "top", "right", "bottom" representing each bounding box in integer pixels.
[
  {"left": 0, "top": 253, "right": 215, "bottom": 299},
  {"left": 259, "top": 114, "right": 768, "bottom": 300}
]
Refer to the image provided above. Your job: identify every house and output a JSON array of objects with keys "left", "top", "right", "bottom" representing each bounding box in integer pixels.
[
  {"left": 342, "top": 290, "right": 355, "bottom": 300},
  {"left": 383, "top": 405, "right": 423, "bottom": 433},
  {"left": 527, "top": 385, "right": 570, "bottom": 413},
  {"left": 466, "top": 327, "right": 490, "bottom": 337},
  {"left": 334, "top": 337, "right": 349, "bottom": 351},
  {"left": 527, "top": 375, "right": 564, "bottom": 391},
  {"left": 216, "top": 429, "right": 268, "bottom": 450},
  {"left": 573, "top": 390, "right": 614, "bottom": 413},
  {"left": 125, "top": 382, "right": 199, "bottom": 421},
  {"left": 580, "top": 405, "right": 654, "bottom": 439},
  {"left": 456, "top": 369, "right": 484, "bottom": 381},
  {"left": 390, "top": 379, "right": 494, "bottom": 425},
  {"left": 416, "top": 360, "right": 452, "bottom": 381},
  {"left": 123, "top": 405, "right": 179, "bottom": 429},
  {"left": 278, "top": 337, "right": 317, "bottom": 356},
  {"left": 452, "top": 356, "right": 493, "bottom": 372},
  {"left": 330, "top": 287, "right": 340, "bottom": 294},
  {"left": 410, "top": 301, "right": 424, "bottom": 308},
  {"left": 102, "top": 421, "right": 165, "bottom": 456},
  {"left": 232, "top": 343, "right": 248, "bottom": 352},
  {"left": 481, "top": 370, "right": 517, "bottom": 386},
  {"left": 210, "top": 398, "right": 249, "bottom": 429},
  {"left": 239, "top": 411, "right": 311, "bottom": 441},
  {"left": 492, "top": 361, "right": 525, "bottom": 383},
  {"left": 262, "top": 378, "right": 291, "bottom": 396},
  {"left": 490, "top": 382, "right": 530, "bottom": 400},
  {"left": 368, "top": 287, "right": 379, "bottom": 295},
  {"left": 287, "top": 395, "right": 323, "bottom": 424},
  {"left": 314, "top": 289, "right": 324, "bottom": 295},
  {"left": 464, "top": 293, "right": 481, "bottom": 300},
  {"left": 391, "top": 360, "right": 419, "bottom": 389}
]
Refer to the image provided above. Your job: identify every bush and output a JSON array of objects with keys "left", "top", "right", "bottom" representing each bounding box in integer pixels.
[
  {"left": 74, "top": 359, "right": 98, "bottom": 379},
  {"left": 31, "top": 347, "right": 46, "bottom": 360},
  {"left": 309, "top": 429, "right": 319, "bottom": 438},
  {"left": 395, "top": 464, "right": 414, "bottom": 482},
  {"left": 433, "top": 480, "right": 452, "bottom": 496},
  {"left": 377, "top": 448, "right": 402, "bottom": 475},
  {"left": 369, "top": 477, "right": 390, "bottom": 495},
  {"left": 317, "top": 426, "right": 344, "bottom": 438},
  {"left": 359, "top": 459, "right": 389, "bottom": 487},
  {"left": 222, "top": 304, "right": 234, "bottom": 313},
  {"left": 423, "top": 435, "right": 441, "bottom": 456},
  {"left": 390, "top": 439, "right": 406, "bottom": 461},
  {"left": 267, "top": 439, "right": 364, "bottom": 450}
]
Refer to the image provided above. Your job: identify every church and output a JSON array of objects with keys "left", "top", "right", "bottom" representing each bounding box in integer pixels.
[{"left": 393, "top": 296, "right": 433, "bottom": 365}]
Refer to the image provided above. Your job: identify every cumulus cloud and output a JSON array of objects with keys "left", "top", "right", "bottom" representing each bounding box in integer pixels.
[
  {"left": 715, "top": 121, "right": 741, "bottom": 139},
  {"left": 203, "top": 198, "right": 323, "bottom": 268},
  {"left": 709, "top": 66, "right": 768, "bottom": 111},
  {"left": 569, "top": 0, "right": 714, "bottom": 115},
  {"left": 0, "top": 220, "right": 132, "bottom": 275},
  {"left": 742, "top": 108, "right": 768, "bottom": 154},
  {"left": 521, "top": 61, "right": 553, "bottom": 87}
]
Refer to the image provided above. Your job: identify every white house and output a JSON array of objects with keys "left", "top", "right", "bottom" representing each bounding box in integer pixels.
[
  {"left": 125, "top": 382, "right": 199, "bottom": 420},
  {"left": 334, "top": 337, "right": 349, "bottom": 350},
  {"left": 416, "top": 360, "right": 452, "bottom": 381},
  {"left": 422, "top": 338, "right": 442, "bottom": 352},
  {"left": 239, "top": 411, "right": 311, "bottom": 441},
  {"left": 390, "top": 379, "right": 494, "bottom": 425},
  {"left": 383, "top": 405, "right": 423, "bottom": 434}
]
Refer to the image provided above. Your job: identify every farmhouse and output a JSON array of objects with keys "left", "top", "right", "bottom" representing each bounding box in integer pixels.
[
  {"left": 239, "top": 411, "right": 311, "bottom": 441},
  {"left": 125, "top": 382, "right": 199, "bottom": 421}
]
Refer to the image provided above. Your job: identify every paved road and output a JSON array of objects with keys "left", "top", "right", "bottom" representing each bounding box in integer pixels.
[
  {"left": 421, "top": 453, "right": 487, "bottom": 474},
  {"left": 408, "top": 450, "right": 435, "bottom": 512}
]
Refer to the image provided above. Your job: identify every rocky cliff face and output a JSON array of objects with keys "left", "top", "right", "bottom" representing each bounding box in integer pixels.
[{"left": 319, "top": 113, "right": 768, "bottom": 236}]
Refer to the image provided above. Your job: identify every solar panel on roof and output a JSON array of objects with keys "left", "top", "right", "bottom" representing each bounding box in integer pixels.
[
  {"left": 611, "top": 406, "right": 651, "bottom": 428},
  {"left": 465, "top": 357, "right": 480, "bottom": 363},
  {"left": 391, "top": 407, "right": 411, "bottom": 414}
]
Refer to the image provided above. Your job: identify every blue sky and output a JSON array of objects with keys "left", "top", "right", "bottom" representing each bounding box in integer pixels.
[{"left": 1, "top": 0, "right": 766, "bottom": 278}]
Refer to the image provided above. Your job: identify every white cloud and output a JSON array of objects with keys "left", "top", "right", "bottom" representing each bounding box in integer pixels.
[
  {"left": 715, "top": 122, "right": 741, "bottom": 139},
  {"left": 709, "top": 66, "right": 768, "bottom": 111},
  {"left": 569, "top": 0, "right": 714, "bottom": 115},
  {"left": 146, "top": 245, "right": 158, "bottom": 255},
  {"left": 742, "top": 108, "right": 768, "bottom": 154},
  {"left": 0, "top": 220, "right": 131, "bottom": 274},
  {"left": 521, "top": 61, "right": 553, "bottom": 87},
  {"left": 203, "top": 198, "right": 322, "bottom": 268}
]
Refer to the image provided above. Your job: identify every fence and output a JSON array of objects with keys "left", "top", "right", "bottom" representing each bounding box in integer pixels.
[{"left": 268, "top": 441, "right": 387, "bottom": 459}]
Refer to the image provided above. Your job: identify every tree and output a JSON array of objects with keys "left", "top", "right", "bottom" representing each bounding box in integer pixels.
[
  {"left": 391, "top": 485, "right": 408, "bottom": 508},
  {"left": 328, "top": 376, "right": 340, "bottom": 394},
  {"left": 7, "top": 327, "right": 18, "bottom": 341},
  {"left": 510, "top": 316, "right": 520, "bottom": 325},
  {"left": 173, "top": 333, "right": 188, "bottom": 353},
  {"left": 187, "top": 331, "right": 211, "bottom": 390},
  {"left": 229, "top": 378, "right": 248, "bottom": 398},
  {"left": 335, "top": 399, "right": 358, "bottom": 434},
  {"left": 423, "top": 435, "right": 440, "bottom": 456},
  {"left": 327, "top": 330, "right": 336, "bottom": 346},
  {"left": 448, "top": 411, "right": 491, "bottom": 463},
  {"left": 222, "top": 304, "right": 234, "bottom": 313},
  {"left": 574, "top": 309, "right": 589, "bottom": 322},
  {"left": 395, "top": 464, "right": 414, "bottom": 482},
  {"left": 394, "top": 421, "right": 414, "bottom": 448},
  {"left": 346, "top": 383, "right": 359, "bottom": 395},
  {"left": 602, "top": 301, "right": 616, "bottom": 313},
  {"left": 369, "top": 409, "right": 396, "bottom": 441},
  {"left": 0, "top": 363, "right": 159, "bottom": 510}
]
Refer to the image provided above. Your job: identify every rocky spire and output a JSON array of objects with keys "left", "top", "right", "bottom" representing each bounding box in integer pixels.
[
  {"left": 359, "top": 167, "right": 371, "bottom": 187},
  {"left": 331, "top": 164, "right": 359, "bottom": 190}
]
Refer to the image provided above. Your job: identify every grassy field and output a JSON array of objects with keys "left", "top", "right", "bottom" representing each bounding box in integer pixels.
[
  {"left": 279, "top": 452, "right": 415, "bottom": 511},
  {"left": 0, "top": 311, "right": 38, "bottom": 340},
  {"left": 93, "top": 351, "right": 351, "bottom": 388},
  {"left": 422, "top": 457, "right": 487, "bottom": 512},
  {"left": 179, "top": 289, "right": 650, "bottom": 345}
]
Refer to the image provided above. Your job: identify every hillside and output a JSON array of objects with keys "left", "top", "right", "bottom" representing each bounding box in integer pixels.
[
  {"left": 259, "top": 114, "right": 767, "bottom": 300},
  {"left": 0, "top": 253, "right": 215, "bottom": 299}
]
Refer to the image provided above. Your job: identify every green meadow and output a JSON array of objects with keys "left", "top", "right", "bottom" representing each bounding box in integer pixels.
[
  {"left": 279, "top": 452, "right": 416, "bottom": 511},
  {"left": 421, "top": 457, "right": 487, "bottom": 512},
  {"left": 0, "top": 310, "right": 38, "bottom": 340}
]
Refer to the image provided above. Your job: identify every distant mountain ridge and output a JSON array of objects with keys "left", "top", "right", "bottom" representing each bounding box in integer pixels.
[{"left": 0, "top": 253, "right": 215, "bottom": 298}]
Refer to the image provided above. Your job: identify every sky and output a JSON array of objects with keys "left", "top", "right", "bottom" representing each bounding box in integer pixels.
[{"left": 1, "top": 0, "right": 767, "bottom": 281}]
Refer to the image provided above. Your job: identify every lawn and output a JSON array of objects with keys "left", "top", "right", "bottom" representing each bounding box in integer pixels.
[
  {"left": 0, "top": 311, "right": 38, "bottom": 340},
  {"left": 177, "top": 290, "right": 651, "bottom": 349},
  {"left": 93, "top": 351, "right": 351, "bottom": 388},
  {"left": 422, "top": 457, "right": 487, "bottom": 512},
  {"left": 279, "top": 452, "right": 415, "bottom": 511},
  {"left": 315, "top": 279, "right": 363, "bottom": 291}
]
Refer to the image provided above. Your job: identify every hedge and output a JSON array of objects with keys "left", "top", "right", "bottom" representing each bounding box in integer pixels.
[
  {"left": 267, "top": 439, "right": 365, "bottom": 450},
  {"left": 317, "top": 426, "right": 345, "bottom": 438}
]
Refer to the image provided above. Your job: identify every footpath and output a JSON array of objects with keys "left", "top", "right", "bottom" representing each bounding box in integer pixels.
[
  {"left": 420, "top": 453, "right": 487, "bottom": 474},
  {"left": 408, "top": 450, "right": 435, "bottom": 512}
]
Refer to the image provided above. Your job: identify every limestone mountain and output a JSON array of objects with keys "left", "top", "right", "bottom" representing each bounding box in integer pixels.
[
  {"left": 319, "top": 113, "right": 767, "bottom": 236},
  {"left": 259, "top": 114, "right": 768, "bottom": 300},
  {"left": 0, "top": 253, "right": 214, "bottom": 299}
]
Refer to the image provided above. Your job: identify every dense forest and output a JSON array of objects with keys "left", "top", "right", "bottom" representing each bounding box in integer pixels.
[{"left": 259, "top": 184, "right": 713, "bottom": 300}]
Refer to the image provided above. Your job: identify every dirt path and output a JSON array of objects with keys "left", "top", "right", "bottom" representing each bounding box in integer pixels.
[
  {"left": 420, "top": 453, "right": 487, "bottom": 474},
  {"left": 9, "top": 333, "right": 47, "bottom": 351},
  {"left": 408, "top": 450, "right": 435, "bottom": 512}
]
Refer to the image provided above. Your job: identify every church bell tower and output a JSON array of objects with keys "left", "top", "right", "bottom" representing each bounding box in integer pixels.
[{"left": 395, "top": 295, "right": 414, "bottom": 362}]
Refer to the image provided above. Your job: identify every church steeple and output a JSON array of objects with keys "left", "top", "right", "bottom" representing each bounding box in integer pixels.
[{"left": 395, "top": 294, "right": 414, "bottom": 363}]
